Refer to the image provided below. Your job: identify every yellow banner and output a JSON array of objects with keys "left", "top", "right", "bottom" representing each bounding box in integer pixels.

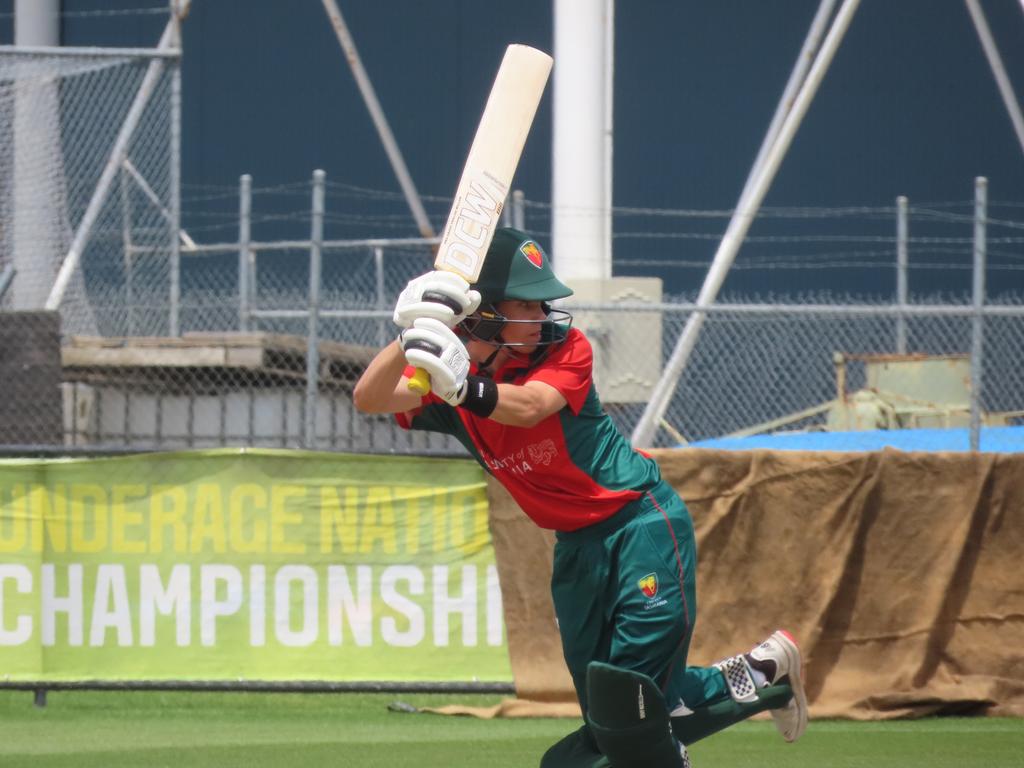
[{"left": 0, "top": 449, "right": 511, "bottom": 682}]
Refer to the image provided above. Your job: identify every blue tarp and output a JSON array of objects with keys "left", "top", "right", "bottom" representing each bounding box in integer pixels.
[{"left": 690, "top": 426, "right": 1024, "bottom": 453}]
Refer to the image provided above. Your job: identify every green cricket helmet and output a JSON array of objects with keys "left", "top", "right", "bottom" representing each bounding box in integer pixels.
[
  {"left": 473, "top": 228, "right": 573, "bottom": 305},
  {"left": 461, "top": 228, "right": 574, "bottom": 354}
]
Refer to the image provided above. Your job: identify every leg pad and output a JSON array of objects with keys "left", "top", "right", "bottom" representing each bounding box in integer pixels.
[
  {"left": 585, "top": 662, "right": 687, "bottom": 768},
  {"left": 540, "top": 724, "right": 607, "bottom": 768}
]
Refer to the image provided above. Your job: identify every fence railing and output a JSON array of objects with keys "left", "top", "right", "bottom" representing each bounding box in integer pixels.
[
  {"left": 2, "top": 170, "right": 1022, "bottom": 455},
  {"left": 5, "top": 296, "right": 1021, "bottom": 455}
]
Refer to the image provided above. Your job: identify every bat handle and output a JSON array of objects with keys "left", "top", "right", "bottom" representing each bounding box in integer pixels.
[{"left": 407, "top": 367, "right": 431, "bottom": 395}]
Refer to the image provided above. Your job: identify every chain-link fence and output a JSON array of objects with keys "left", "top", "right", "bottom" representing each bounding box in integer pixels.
[
  {"left": 0, "top": 42, "right": 180, "bottom": 338},
  {"left": 2, "top": 162, "right": 1023, "bottom": 454},
  {"left": 618, "top": 299, "right": 1024, "bottom": 447}
]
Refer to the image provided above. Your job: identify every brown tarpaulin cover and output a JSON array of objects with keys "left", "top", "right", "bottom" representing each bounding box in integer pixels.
[{"left": 485, "top": 448, "right": 1024, "bottom": 720}]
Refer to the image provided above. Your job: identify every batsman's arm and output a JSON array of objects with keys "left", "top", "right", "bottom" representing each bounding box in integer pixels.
[
  {"left": 486, "top": 380, "right": 567, "bottom": 428},
  {"left": 353, "top": 338, "right": 568, "bottom": 426},
  {"left": 352, "top": 340, "right": 423, "bottom": 414}
]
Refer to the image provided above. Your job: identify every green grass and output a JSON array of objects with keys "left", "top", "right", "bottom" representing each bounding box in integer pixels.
[{"left": 0, "top": 690, "right": 1020, "bottom": 767}]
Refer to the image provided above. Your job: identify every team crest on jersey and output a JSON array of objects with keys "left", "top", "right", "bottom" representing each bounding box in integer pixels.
[
  {"left": 638, "top": 573, "right": 658, "bottom": 598},
  {"left": 527, "top": 438, "right": 557, "bottom": 466},
  {"left": 484, "top": 439, "right": 558, "bottom": 478},
  {"left": 520, "top": 240, "right": 544, "bottom": 269}
]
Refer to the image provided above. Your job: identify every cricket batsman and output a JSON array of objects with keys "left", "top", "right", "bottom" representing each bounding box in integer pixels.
[{"left": 354, "top": 227, "right": 808, "bottom": 767}]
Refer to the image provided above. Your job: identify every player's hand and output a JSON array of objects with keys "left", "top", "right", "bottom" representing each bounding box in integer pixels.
[
  {"left": 393, "top": 271, "right": 482, "bottom": 329},
  {"left": 400, "top": 318, "right": 470, "bottom": 405}
]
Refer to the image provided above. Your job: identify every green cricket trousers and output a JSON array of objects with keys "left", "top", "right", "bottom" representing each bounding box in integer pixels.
[{"left": 551, "top": 479, "right": 728, "bottom": 715}]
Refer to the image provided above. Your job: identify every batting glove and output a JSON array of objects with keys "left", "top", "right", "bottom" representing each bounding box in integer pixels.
[
  {"left": 393, "top": 271, "right": 482, "bottom": 329},
  {"left": 400, "top": 317, "right": 471, "bottom": 405}
]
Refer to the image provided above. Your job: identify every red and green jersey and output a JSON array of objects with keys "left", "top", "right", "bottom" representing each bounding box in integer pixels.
[{"left": 396, "top": 328, "right": 661, "bottom": 532}]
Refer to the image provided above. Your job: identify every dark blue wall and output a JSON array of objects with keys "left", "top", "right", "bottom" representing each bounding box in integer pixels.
[
  {"left": 615, "top": 1, "right": 1024, "bottom": 208},
  {"left": 176, "top": 0, "right": 554, "bottom": 242},
  {"left": 6, "top": 0, "right": 1024, "bottom": 296},
  {"left": 611, "top": 1, "right": 1024, "bottom": 296},
  {"left": 0, "top": 2, "right": 11, "bottom": 42}
]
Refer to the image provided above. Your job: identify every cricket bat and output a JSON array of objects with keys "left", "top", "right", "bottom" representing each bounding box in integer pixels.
[{"left": 407, "top": 44, "right": 553, "bottom": 395}]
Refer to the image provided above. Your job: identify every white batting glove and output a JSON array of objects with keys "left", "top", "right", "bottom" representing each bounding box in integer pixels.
[
  {"left": 400, "top": 317, "right": 471, "bottom": 405},
  {"left": 393, "top": 271, "right": 482, "bottom": 329}
]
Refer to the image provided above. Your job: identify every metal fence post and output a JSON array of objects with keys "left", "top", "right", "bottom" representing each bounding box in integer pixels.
[
  {"left": 896, "top": 195, "right": 908, "bottom": 354},
  {"left": 120, "top": 164, "right": 136, "bottom": 335},
  {"left": 168, "top": 1, "right": 182, "bottom": 337},
  {"left": 0, "top": 265, "right": 15, "bottom": 302},
  {"left": 374, "top": 246, "right": 387, "bottom": 348},
  {"left": 970, "top": 177, "right": 987, "bottom": 451},
  {"left": 238, "top": 174, "right": 253, "bottom": 331},
  {"left": 304, "top": 169, "right": 326, "bottom": 449},
  {"left": 512, "top": 190, "right": 526, "bottom": 230}
]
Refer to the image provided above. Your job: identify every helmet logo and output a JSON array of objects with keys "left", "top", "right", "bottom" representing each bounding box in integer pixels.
[{"left": 519, "top": 241, "right": 544, "bottom": 269}]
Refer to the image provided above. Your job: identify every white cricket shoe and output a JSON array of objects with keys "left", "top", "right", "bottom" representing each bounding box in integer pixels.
[{"left": 747, "top": 629, "right": 808, "bottom": 743}]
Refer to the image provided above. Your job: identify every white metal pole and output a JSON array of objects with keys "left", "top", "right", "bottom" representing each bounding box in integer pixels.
[
  {"left": 969, "top": 177, "right": 987, "bottom": 451},
  {"left": 14, "top": 0, "right": 58, "bottom": 43},
  {"left": 45, "top": 6, "right": 190, "bottom": 310},
  {"left": 602, "top": 0, "right": 615, "bottom": 274},
  {"left": 319, "top": 0, "right": 435, "bottom": 239},
  {"left": 747, "top": 0, "right": 838, "bottom": 185},
  {"left": 965, "top": 0, "right": 1024, "bottom": 160},
  {"left": 632, "top": 0, "right": 861, "bottom": 447},
  {"left": 552, "top": 0, "right": 611, "bottom": 280},
  {"left": 121, "top": 159, "right": 196, "bottom": 248},
  {"left": 12, "top": 0, "right": 60, "bottom": 309}
]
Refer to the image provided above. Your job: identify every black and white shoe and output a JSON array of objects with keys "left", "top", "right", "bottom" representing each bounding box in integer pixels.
[{"left": 746, "top": 629, "right": 808, "bottom": 743}]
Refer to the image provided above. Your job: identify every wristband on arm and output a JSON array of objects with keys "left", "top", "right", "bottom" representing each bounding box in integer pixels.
[{"left": 458, "top": 375, "right": 498, "bottom": 418}]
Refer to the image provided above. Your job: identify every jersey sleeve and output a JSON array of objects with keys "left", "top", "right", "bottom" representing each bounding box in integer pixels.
[
  {"left": 524, "top": 329, "right": 593, "bottom": 414},
  {"left": 394, "top": 364, "right": 449, "bottom": 432}
]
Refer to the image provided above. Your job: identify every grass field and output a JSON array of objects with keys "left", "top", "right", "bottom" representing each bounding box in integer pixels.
[{"left": 0, "top": 690, "right": 1020, "bottom": 767}]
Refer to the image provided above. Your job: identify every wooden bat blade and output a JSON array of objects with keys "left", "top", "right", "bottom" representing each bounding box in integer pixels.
[
  {"left": 409, "top": 44, "right": 551, "bottom": 397},
  {"left": 433, "top": 44, "right": 553, "bottom": 282}
]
